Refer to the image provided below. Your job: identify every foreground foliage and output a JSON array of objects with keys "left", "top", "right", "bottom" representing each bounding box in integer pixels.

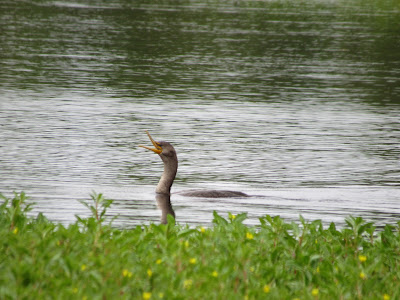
[{"left": 1, "top": 192, "right": 399, "bottom": 299}]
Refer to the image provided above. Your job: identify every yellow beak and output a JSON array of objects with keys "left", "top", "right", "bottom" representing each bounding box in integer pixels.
[{"left": 139, "top": 131, "right": 163, "bottom": 154}]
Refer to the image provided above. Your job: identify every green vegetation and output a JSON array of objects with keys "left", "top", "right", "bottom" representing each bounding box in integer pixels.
[{"left": 1, "top": 192, "right": 399, "bottom": 299}]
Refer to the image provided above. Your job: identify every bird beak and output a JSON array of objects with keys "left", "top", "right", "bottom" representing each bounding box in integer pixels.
[{"left": 139, "top": 131, "right": 163, "bottom": 154}]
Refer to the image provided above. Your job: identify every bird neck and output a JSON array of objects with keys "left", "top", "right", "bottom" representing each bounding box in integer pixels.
[{"left": 156, "top": 156, "right": 178, "bottom": 195}]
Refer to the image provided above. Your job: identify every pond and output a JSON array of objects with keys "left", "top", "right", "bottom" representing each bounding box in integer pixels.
[{"left": 0, "top": 0, "right": 399, "bottom": 228}]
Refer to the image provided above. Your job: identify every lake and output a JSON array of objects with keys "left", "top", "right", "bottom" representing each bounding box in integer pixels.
[{"left": 0, "top": 0, "right": 399, "bottom": 228}]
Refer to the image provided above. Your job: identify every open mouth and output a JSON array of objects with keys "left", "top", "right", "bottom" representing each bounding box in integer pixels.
[{"left": 139, "top": 131, "right": 162, "bottom": 154}]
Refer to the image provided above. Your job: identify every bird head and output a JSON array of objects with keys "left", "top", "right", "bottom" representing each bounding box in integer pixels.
[{"left": 139, "top": 131, "right": 176, "bottom": 159}]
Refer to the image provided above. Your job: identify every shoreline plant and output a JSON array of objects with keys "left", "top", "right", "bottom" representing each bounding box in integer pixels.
[{"left": 0, "top": 192, "right": 399, "bottom": 299}]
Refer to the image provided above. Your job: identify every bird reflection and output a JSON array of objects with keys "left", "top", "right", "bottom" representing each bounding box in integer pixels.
[{"left": 156, "top": 193, "right": 175, "bottom": 224}]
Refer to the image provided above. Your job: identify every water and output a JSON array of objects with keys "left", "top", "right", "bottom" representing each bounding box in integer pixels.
[{"left": 1, "top": 0, "right": 399, "bottom": 228}]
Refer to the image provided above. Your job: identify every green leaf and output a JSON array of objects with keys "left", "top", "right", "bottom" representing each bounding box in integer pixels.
[
  {"left": 212, "top": 211, "right": 228, "bottom": 226},
  {"left": 178, "top": 228, "right": 197, "bottom": 238},
  {"left": 167, "top": 214, "right": 176, "bottom": 226},
  {"left": 233, "top": 213, "right": 248, "bottom": 224}
]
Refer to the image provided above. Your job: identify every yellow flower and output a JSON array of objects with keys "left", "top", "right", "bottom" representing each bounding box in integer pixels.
[
  {"left": 383, "top": 294, "right": 390, "bottom": 300},
  {"left": 246, "top": 232, "right": 254, "bottom": 240},
  {"left": 142, "top": 292, "right": 152, "bottom": 300},
  {"left": 184, "top": 240, "right": 189, "bottom": 248},
  {"left": 312, "top": 288, "right": 319, "bottom": 297},
  {"left": 200, "top": 227, "right": 206, "bottom": 233},
  {"left": 229, "top": 213, "right": 236, "bottom": 220},
  {"left": 81, "top": 264, "right": 87, "bottom": 271},
  {"left": 359, "top": 255, "right": 367, "bottom": 263},
  {"left": 360, "top": 272, "right": 366, "bottom": 280},
  {"left": 263, "top": 284, "right": 270, "bottom": 293},
  {"left": 316, "top": 266, "right": 320, "bottom": 273},
  {"left": 13, "top": 227, "right": 18, "bottom": 234},
  {"left": 189, "top": 258, "right": 197, "bottom": 264},
  {"left": 158, "top": 292, "right": 164, "bottom": 299},
  {"left": 211, "top": 271, "right": 218, "bottom": 277},
  {"left": 147, "top": 269, "right": 153, "bottom": 278},
  {"left": 122, "top": 269, "right": 133, "bottom": 278},
  {"left": 156, "top": 259, "right": 162, "bottom": 265},
  {"left": 183, "top": 279, "right": 193, "bottom": 289}
]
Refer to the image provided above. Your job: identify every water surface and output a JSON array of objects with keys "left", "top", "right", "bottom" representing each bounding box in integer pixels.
[{"left": 1, "top": 0, "right": 399, "bottom": 228}]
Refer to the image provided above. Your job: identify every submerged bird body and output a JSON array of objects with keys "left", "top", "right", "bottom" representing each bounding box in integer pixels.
[
  {"left": 177, "top": 189, "right": 248, "bottom": 198},
  {"left": 139, "top": 131, "right": 248, "bottom": 198}
]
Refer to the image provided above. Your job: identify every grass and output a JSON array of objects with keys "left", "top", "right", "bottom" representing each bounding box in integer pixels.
[{"left": 1, "top": 192, "right": 399, "bottom": 299}]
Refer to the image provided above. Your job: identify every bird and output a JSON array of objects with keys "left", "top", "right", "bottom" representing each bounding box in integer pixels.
[{"left": 139, "top": 131, "right": 248, "bottom": 198}]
